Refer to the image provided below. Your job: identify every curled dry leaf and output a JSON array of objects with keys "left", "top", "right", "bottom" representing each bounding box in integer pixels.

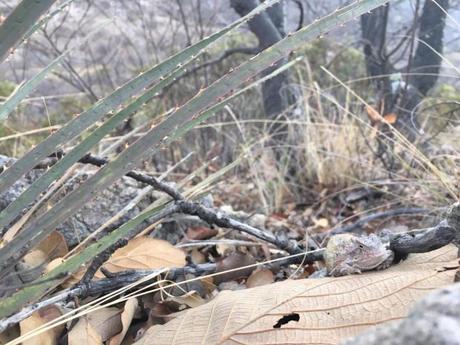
[
  {"left": 215, "top": 252, "right": 256, "bottom": 284},
  {"left": 186, "top": 226, "right": 218, "bottom": 240},
  {"left": 190, "top": 248, "right": 206, "bottom": 264},
  {"left": 19, "top": 305, "right": 63, "bottom": 345},
  {"left": 246, "top": 268, "right": 274, "bottom": 288},
  {"left": 383, "top": 113, "right": 397, "bottom": 124},
  {"left": 108, "top": 298, "right": 139, "bottom": 345},
  {"left": 17, "top": 250, "right": 48, "bottom": 283},
  {"left": 167, "top": 290, "right": 206, "bottom": 309},
  {"left": 0, "top": 324, "right": 19, "bottom": 343},
  {"left": 103, "top": 237, "right": 186, "bottom": 272},
  {"left": 36, "top": 231, "right": 68, "bottom": 260},
  {"left": 133, "top": 245, "right": 459, "bottom": 345},
  {"left": 365, "top": 104, "right": 382, "bottom": 123},
  {"left": 68, "top": 316, "right": 102, "bottom": 345},
  {"left": 85, "top": 307, "right": 123, "bottom": 342}
]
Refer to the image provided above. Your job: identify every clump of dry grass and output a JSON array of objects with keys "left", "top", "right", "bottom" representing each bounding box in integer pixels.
[{"left": 212, "top": 58, "right": 460, "bottom": 213}]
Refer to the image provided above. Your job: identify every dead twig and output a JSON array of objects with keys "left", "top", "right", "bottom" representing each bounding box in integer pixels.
[
  {"left": 33, "top": 152, "right": 304, "bottom": 254},
  {"left": 330, "top": 207, "right": 429, "bottom": 235}
]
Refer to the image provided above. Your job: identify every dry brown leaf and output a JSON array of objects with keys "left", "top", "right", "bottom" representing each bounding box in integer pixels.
[
  {"left": 365, "top": 104, "right": 382, "bottom": 123},
  {"left": 215, "top": 252, "right": 256, "bottom": 284},
  {"left": 68, "top": 316, "right": 102, "bottom": 345},
  {"left": 0, "top": 324, "right": 19, "bottom": 344},
  {"left": 19, "top": 306, "right": 63, "bottom": 345},
  {"left": 134, "top": 245, "right": 459, "bottom": 345},
  {"left": 21, "top": 250, "right": 47, "bottom": 268},
  {"left": 103, "top": 237, "right": 186, "bottom": 272},
  {"left": 190, "top": 248, "right": 206, "bottom": 264},
  {"left": 86, "top": 308, "right": 123, "bottom": 342},
  {"left": 45, "top": 258, "right": 64, "bottom": 273},
  {"left": 37, "top": 231, "right": 68, "bottom": 259},
  {"left": 108, "top": 298, "right": 139, "bottom": 345},
  {"left": 17, "top": 250, "right": 48, "bottom": 283},
  {"left": 59, "top": 236, "right": 186, "bottom": 290},
  {"left": 383, "top": 113, "right": 398, "bottom": 124},
  {"left": 246, "top": 268, "right": 275, "bottom": 288},
  {"left": 168, "top": 290, "right": 206, "bottom": 308},
  {"left": 313, "top": 218, "right": 329, "bottom": 228},
  {"left": 186, "top": 226, "right": 218, "bottom": 240}
]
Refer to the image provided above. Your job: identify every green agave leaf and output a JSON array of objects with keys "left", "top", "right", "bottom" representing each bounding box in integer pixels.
[
  {"left": 0, "top": 0, "right": 57, "bottom": 63},
  {"left": 0, "top": 0, "right": 280, "bottom": 196},
  {"left": 22, "top": 0, "right": 75, "bottom": 43},
  {"left": 0, "top": 0, "right": 74, "bottom": 63},
  {"left": 0, "top": 20, "right": 107, "bottom": 121}
]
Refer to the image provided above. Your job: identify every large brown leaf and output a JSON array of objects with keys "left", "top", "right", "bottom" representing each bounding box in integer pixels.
[
  {"left": 19, "top": 306, "right": 63, "bottom": 345},
  {"left": 68, "top": 316, "right": 102, "bottom": 345},
  {"left": 134, "top": 245, "right": 459, "bottom": 345},
  {"left": 68, "top": 308, "right": 121, "bottom": 344},
  {"left": 108, "top": 298, "right": 139, "bottom": 345},
  {"left": 103, "top": 237, "right": 186, "bottom": 272}
]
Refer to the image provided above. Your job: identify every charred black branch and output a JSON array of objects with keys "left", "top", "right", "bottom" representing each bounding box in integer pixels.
[
  {"left": 330, "top": 207, "right": 429, "bottom": 235},
  {"left": 389, "top": 221, "right": 455, "bottom": 254},
  {"left": 231, "top": 0, "right": 294, "bottom": 126}
]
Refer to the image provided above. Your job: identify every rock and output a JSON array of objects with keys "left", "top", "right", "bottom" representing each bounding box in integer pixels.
[
  {"left": 248, "top": 213, "right": 267, "bottom": 229},
  {"left": 343, "top": 282, "right": 460, "bottom": 345},
  {"left": 0, "top": 155, "right": 43, "bottom": 212},
  {"left": 0, "top": 155, "right": 156, "bottom": 247}
]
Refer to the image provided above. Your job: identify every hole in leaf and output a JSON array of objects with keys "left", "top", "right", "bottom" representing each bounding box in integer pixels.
[{"left": 273, "top": 313, "right": 300, "bottom": 328}]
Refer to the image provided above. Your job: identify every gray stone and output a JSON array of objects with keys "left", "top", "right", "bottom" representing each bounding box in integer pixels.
[
  {"left": 0, "top": 155, "right": 155, "bottom": 247},
  {"left": 343, "top": 282, "right": 460, "bottom": 345}
]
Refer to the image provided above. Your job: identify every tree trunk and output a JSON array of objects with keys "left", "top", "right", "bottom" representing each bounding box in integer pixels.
[
  {"left": 230, "top": 0, "right": 294, "bottom": 141},
  {"left": 360, "top": 0, "right": 449, "bottom": 142},
  {"left": 361, "top": 5, "right": 393, "bottom": 114}
]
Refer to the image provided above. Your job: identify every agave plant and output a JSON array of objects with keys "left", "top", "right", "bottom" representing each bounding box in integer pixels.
[{"left": 0, "top": 0, "right": 391, "bottom": 321}]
